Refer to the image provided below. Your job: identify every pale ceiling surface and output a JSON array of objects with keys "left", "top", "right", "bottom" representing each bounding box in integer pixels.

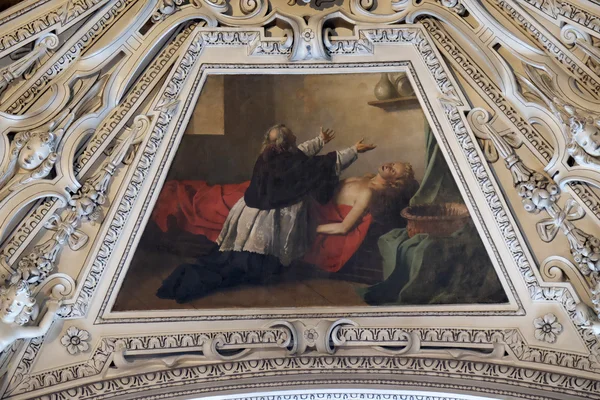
[{"left": 0, "top": 0, "right": 599, "bottom": 399}]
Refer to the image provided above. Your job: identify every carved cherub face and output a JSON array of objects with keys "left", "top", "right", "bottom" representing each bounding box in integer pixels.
[
  {"left": 572, "top": 118, "right": 600, "bottom": 157},
  {"left": 17, "top": 134, "right": 53, "bottom": 171},
  {"left": 0, "top": 281, "right": 35, "bottom": 325}
]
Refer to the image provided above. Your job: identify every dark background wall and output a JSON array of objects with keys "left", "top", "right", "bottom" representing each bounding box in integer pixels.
[
  {"left": 164, "top": 73, "right": 427, "bottom": 185},
  {"left": 165, "top": 75, "right": 276, "bottom": 184}
]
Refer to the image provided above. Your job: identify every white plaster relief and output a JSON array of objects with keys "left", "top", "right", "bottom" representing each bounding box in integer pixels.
[{"left": 0, "top": 1, "right": 598, "bottom": 400}]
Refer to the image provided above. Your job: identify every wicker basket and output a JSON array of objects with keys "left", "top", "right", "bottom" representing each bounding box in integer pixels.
[{"left": 400, "top": 203, "right": 470, "bottom": 238}]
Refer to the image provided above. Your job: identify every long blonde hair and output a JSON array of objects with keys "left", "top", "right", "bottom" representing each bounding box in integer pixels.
[{"left": 371, "top": 165, "right": 419, "bottom": 226}]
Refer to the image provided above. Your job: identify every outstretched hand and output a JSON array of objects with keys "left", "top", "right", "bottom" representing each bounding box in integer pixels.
[
  {"left": 355, "top": 138, "right": 376, "bottom": 153},
  {"left": 320, "top": 127, "right": 336, "bottom": 144}
]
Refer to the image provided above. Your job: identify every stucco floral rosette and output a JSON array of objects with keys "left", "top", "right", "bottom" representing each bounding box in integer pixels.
[
  {"left": 533, "top": 314, "right": 563, "bottom": 344},
  {"left": 60, "top": 327, "right": 91, "bottom": 355}
]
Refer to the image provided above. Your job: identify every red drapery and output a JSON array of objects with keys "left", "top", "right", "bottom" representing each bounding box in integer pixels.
[{"left": 151, "top": 180, "right": 372, "bottom": 272}]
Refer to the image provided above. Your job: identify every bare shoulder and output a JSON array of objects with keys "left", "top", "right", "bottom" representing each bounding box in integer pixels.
[{"left": 356, "top": 183, "right": 373, "bottom": 203}]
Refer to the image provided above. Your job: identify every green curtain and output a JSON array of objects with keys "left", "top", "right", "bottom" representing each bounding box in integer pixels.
[
  {"left": 359, "top": 124, "right": 507, "bottom": 305},
  {"left": 409, "top": 125, "right": 463, "bottom": 206}
]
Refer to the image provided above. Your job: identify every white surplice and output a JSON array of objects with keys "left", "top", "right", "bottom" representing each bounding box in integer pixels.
[{"left": 216, "top": 136, "right": 357, "bottom": 266}]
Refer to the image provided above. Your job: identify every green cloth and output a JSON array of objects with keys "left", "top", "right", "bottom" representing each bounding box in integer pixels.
[
  {"left": 363, "top": 224, "right": 506, "bottom": 304},
  {"left": 410, "top": 125, "right": 462, "bottom": 206},
  {"left": 360, "top": 124, "right": 507, "bottom": 305}
]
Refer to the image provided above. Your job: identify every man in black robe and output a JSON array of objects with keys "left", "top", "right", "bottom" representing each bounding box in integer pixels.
[{"left": 157, "top": 124, "right": 374, "bottom": 303}]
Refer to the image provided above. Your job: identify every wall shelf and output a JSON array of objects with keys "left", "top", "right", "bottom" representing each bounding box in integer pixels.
[{"left": 367, "top": 96, "right": 419, "bottom": 109}]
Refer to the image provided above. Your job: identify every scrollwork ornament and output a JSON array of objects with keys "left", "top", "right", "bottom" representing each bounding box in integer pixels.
[
  {"left": 2, "top": 0, "right": 136, "bottom": 120},
  {"left": 468, "top": 107, "right": 600, "bottom": 308},
  {"left": 111, "top": 327, "right": 292, "bottom": 374},
  {"left": 490, "top": 0, "right": 600, "bottom": 99},
  {"left": 467, "top": 109, "right": 522, "bottom": 163},
  {"left": 358, "top": 0, "right": 374, "bottom": 11},
  {"left": 324, "top": 28, "right": 373, "bottom": 55},
  {"left": 465, "top": 106, "right": 522, "bottom": 163},
  {"left": 61, "top": 104, "right": 177, "bottom": 319},
  {"left": 560, "top": 24, "right": 591, "bottom": 47},
  {"left": 240, "top": 0, "right": 260, "bottom": 14},
  {"left": 202, "top": 0, "right": 229, "bottom": 14},
  {"left": 522, "top": 0, "right": 600, "bottom": 37},
  {"left": 152, "top": 0, "right": 189, "bottom": 22},
  {"left": 539, "top": 256, "right": 594, "bottom": 299},
  {"left": 551, "top": 98, "right": 600, "bottom": 171},
  {"left": 561, "top": 29, "right": 600, "bottom": 75},
  {"left": 424, "top": 19, "right": 553, "bottom": 162},
  {"left": 5, "top": 8, "right": 600, "bottom": 397},
  {"left": 0, "top": 33, "right": 59, "bottom": 100},
  {"left": 266, "top": 319, "right": 357, "bottom": 355},
  {"left": 439, "top": 0, "right": 466, "bottom": 16},
  {"left": 0, "top": 73, "right": 109, "bottom": 203},
  {"left": 469, "top": 109, "right": 560, "bottom": 215},
  {"left": 0, "top": 11, "right": 62, "bottom": 55},
  {"left": 521, "top": 65, "right": 600, "bottom": 171},
  {"left": 10, "top": 117, "right": 148, "bottom": 288},
  {"left": 15, "top": 324, "right": 599, "bottom": 399}
]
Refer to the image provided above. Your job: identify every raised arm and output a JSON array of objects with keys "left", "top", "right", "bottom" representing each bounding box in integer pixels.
[
  {"left": 334, "top": 138, "right": 376, "bottom": 175},
  {"left": 298, "top": 127, "right": 336, "bottom": 156},
  {"left": 19, "top": 301, "right": 59, "bottom": 339},
  {"left": 334, "top": 146, "right": 357, "bottom": 175},
  {"left": 317, "top": 189, "right": 372, "bottom": 235},
  {"left": 297, "top": 136, "right": 324, "bottom": 156}
]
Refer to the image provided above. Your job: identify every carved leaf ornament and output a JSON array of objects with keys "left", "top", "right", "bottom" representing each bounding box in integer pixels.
[{"left": 0, "top": 1, "right": 598, "bottom": 399}]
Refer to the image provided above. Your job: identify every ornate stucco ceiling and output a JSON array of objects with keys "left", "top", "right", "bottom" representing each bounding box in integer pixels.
[{"left": 0, "top": 0, "right": 599, "bottom": 399}]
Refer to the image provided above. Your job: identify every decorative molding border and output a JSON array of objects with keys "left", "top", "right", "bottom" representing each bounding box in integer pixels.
[
  {"left": 0, "top": 1, "right": 599, "bottom": 399},
  {"left": 2, "top": 0, "right": 138, "bottom": 115},
  {"left": 95, "top": 61, "right": 523, "bottom": 323},
  {"left": 521, "top": 0, "right": 600, "bottom": 37},
  {"left": 489, "top": 1, "right": 600, "bottom": 99},
  {"left": 88, "top": 25, "right": 531, "bottom": 322},
  {"left": 128, "top": 386, "right": 555, "bottom": 400},
  {"left": 172, "top": 392, "right": 497, "bottom": 400},
  {"left": 6, "top": 327, "right": 291, "bottom": 396},
  {"left": 39, "top": 356, "right": 600, "bottom": 400},
  {"left": 7, "top": 324, "right": 600, "bottom": 398},
  {"left": 422, "top": 15, "right": 600, "bottom": 234},
  {"left": 0, "top": 0, "right": 110, "bottom": 57},
  {"left": 0, "top": 21, "right": 198, "bottom": 272}
]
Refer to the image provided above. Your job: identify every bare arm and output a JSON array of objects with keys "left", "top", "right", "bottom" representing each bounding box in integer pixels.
[
  {"left": 19, "top": 302, "right": 59, "bottom": 339},
  {"left": 317, "top": 189, "right": 372, "bottom": 235}
]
